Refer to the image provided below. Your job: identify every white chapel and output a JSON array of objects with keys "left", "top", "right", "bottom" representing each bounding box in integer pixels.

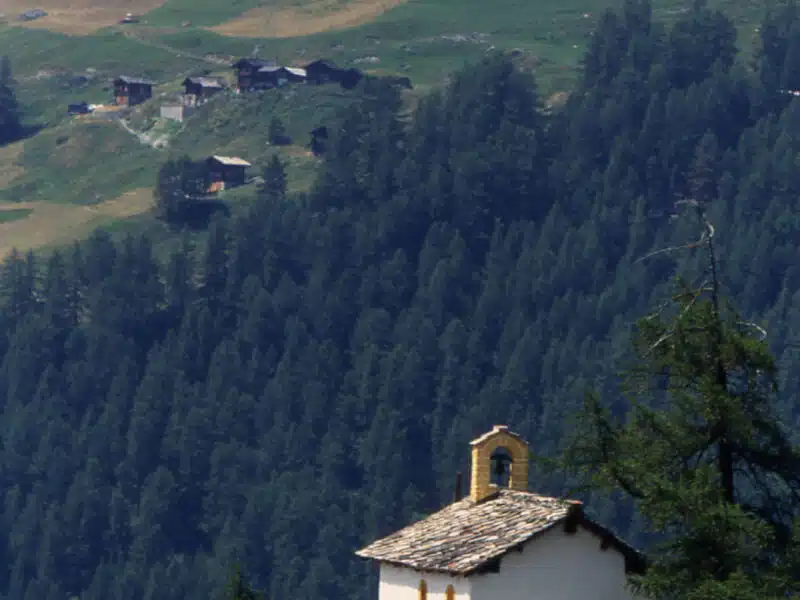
[{"left": 355, "top": 425, "right": 645, "bottom": 600}]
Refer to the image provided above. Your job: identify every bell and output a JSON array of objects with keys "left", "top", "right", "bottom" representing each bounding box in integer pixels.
[{"left": 490, "top": 448, "right": 512, "bottom": 487}]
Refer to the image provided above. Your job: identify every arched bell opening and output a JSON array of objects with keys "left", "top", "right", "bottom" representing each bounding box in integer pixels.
[{"left": 490, "top": 446, "right": 513, "bottom": 488}]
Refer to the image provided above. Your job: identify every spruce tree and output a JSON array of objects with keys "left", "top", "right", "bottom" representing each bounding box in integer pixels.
[
  {"left": 268, "top": 116, "right": 288, "bottom": 146},
  {"left": 0, "top": 56, "right": 22, "bottom": 145},
  {"left": 220, "top": 565, "right": 264, "bottom": 600},
  {"left": 259, "top": 154, "right": 287, "bottom": 199},
  {"left": 560, "top": 207, "right": 800, "bottom": 599}
]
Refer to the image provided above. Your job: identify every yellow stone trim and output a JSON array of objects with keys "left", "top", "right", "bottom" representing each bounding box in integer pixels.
[{"left": 469, "top": 426, "right": 530, "bottom": 502}]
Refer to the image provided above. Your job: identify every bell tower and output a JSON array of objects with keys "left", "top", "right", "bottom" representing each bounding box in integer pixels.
[{"left": 469, "top": 425, "right": 530, "bottom": 503}]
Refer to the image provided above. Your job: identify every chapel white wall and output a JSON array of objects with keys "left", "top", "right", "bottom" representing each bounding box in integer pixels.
[
  {"left": 469, "top": 526, "right": 638, "bottom": 600},
  {"left": 378, "top": 564, "right": 471, "bottom": 600}
]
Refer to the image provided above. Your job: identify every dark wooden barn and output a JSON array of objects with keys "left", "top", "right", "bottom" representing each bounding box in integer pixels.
[
  {"left": 257, "top": 66, "right": 287, "bottom": 88},
  {"left": 304, "top": 59, "right": 343, "bottom": 84},
  {"left": 340, "top": 67, "right": 364, "bottom": 89},
  {"left": 260, "top": 66, "right": 308, "bottom": 87},
  {"left": 183, "top": 76, "right": 225, "bottom": 106},
  {"left": 113, "top": 75, "right": 154, "bottom": 107},
  {"left": 232, "top": 58, "right": 274, "bottom": 91},
  {"left": 206, "top": 155, "right": 251, "bottom": 193},
  {"left": 68, "top": 102, "right": 91, "bottom": 115},
  {"left": 281, "top": 66, "right": 307, "bottom": 84}
]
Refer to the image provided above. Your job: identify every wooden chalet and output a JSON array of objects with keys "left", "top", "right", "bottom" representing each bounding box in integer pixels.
[
  {"left": 68, "top": 101, "right": 91, "bottom": 115},
  {"left": 206, "top": 155, "right": 251, "bottom": 192},
  {"left": 258, "top": 65, "right": 308, "bottom": 88},
  {"left": 183, "top": 76, "right": 225, "bottom": 106},
  {"left": 113, "top": 75, "right": 154, "bottom": 107},
  {"left": 282, "top": 66, "right": 307, "bottom": 83},
  {"left": 257, "top": 66, "right": 287, "bottom": 88},
  {"left": 304, "top": 59, "right": 343, "bottom": 84},
  {"left": 232, "top": 58, "right": 274, "bottom": 91},
  {"left": 340, "top": 67, "right": 364, "bottom": 89}
]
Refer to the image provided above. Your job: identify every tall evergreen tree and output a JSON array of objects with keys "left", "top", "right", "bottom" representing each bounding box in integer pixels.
[
  {"left": 154, "top": 156, "right": 208, "bottom": 226},
  {"left": 560, "top": 208, "right": 800, "bottom": 599},
  {"left": 259, "top": 155, "right": 287, "bottom": 200},
  {"left": 0, "top": 56, "right": 22, "bottom": 145},
  {"left": 219, "top": 566, "right": 264, "bottom": 600}
]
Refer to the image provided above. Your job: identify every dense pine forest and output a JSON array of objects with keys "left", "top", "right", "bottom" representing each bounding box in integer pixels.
[{"left": 1, "top": 0, "right": 800, "bottom": 598}]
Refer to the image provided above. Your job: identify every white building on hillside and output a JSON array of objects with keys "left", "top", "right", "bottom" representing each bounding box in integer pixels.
[{"left": 355, "top": 425, "right": 645, "bottom": 600}]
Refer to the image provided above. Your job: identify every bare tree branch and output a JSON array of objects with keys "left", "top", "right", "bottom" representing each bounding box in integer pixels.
[
  {"left": 738, "top": 321, "right": 768, "bottom": 342},
  {"left": 646, "top": 285, "right": 709, "bottom": 355}
]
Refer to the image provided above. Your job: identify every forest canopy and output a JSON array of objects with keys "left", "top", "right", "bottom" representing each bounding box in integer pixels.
[{"left": 1, "top": 0, "right": 800, "bottom": 599}]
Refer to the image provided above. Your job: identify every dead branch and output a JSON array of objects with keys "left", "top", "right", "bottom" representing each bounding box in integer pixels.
[
  {"left": 647, "top": 291, "right": 706, "bottom": 354},
  {"left": 738, "top": 321, "right": 768, "bottom": 341}
]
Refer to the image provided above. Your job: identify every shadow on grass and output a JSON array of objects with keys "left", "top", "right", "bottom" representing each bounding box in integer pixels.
[{"left": 18, "top": 122, "right": 45, "bottom": 142}]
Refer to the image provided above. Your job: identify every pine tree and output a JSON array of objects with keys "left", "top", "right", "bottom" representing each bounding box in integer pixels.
[
  {"left": 268, "top": 116, "right": 288, "bottom": 146},
  {"left": 0, "top": 56, "right": 22, "bottom": 145},
  {"left": 559, "top": 208, "right": 800, "bottom": 599},
  {"left": 219, "top": 565, "right": 264, "bottom": 600},
  {"left": 258, "top": 154, "right": 287, "bottom": 200},
  {"left": 154, "top": 156, "right": 207, "bottom": 226}
]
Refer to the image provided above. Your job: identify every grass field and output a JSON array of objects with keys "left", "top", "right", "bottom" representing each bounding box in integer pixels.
[
  {"left": 0, "top": 0, "right": 167, "bottom": 34},
  {"left": 0, "top": 188, "right": 154, "bottom": 259},
  {"left": 210, "top": 0, "right": 409, "bottom": 38},
  {"left": 0, "top": 120, "right": 160, "bottom": 205},
  {"left": 169, "top": 85, "right": 358, "bottom": 156},
  {"left": 141, "top": 0, "right": 262, "bottom": 27},
  {"left": 0, "top": 207, "right": 32, "bottom": 223},
  {"left": 0, "top": 26, "right": 209, "bottom": 83}
]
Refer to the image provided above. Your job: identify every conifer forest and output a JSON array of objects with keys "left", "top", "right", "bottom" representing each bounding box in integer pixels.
[{"left": 1, "top": 1, "right": 800, "bottom": 598}]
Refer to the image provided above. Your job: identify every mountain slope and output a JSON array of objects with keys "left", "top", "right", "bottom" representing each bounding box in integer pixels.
[{"left": 1, "top": 3, "right": 799, "bottom": 600}]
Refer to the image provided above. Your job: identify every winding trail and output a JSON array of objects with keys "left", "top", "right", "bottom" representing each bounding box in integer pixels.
[
  {"left": 117, "top": 117, "right": 160, "bottom": 147},
  {"left": 120, "top": 30, "right": 230, "bottom": 66}
]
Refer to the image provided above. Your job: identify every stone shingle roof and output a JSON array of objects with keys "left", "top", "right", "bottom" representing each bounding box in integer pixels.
[
  {"left": 356, "top": 490, "right": 577, "bottom": 574},
  {"left": 356, "top": 489, "right": 645, "bottom": 576},
  {"left": 211, "top": 155, "right": 251, "bottom": 167},
  {"left": 184, "top": 76, "right": 225, "bottom": 89},
  {"left": 115, "top": 75, "right": 154, "bottom": 86}
]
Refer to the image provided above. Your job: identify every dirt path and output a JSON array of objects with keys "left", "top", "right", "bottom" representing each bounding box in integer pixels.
[
  {"left": 120, "top": 30, "right": 230, "bottom": 66},
  {"left": 116, "top": 117, "right": 172, "bottom": 149},
  {"left": 0, "top": 189, "right": 154, "bottom": 259}
]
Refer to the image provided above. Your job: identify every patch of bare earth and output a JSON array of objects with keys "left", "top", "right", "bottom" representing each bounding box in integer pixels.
[
  {"left": 0, "top": 0, "right": 167, "bottom": 35},
  {"left": 282, "top": 145, "right": 315, "bottom": 158},
  {"left": 0, "top": 188, "right": 154, "bottom": 259},
  {"left": 546, "top": 91, "right": 570, "bottom": 109},
  {"left": 0, "top": 140, "right": 25, "bottom": 189},
  {"left": 211, "top": 0, "right": 407, "bottom": 38}
]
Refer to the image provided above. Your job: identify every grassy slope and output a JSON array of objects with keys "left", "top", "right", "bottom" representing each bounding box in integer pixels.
[
  {"left": 170, "top": 85, "right": 357, "bottom": 157},
  {"left": 0, "top": 120, "right": 159, "bottom": 205},
  {"left": 146, "top": 0, "right": 768, "bottom": 92},
  {"left": 0, "top": 208, "right": 32, "bottom": 223},
  {"left": 143, "top": 0, "right": 264, "bottom": 26},
  {"left": 0, "top": 0, "right": 772, "bottom": 258}
]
